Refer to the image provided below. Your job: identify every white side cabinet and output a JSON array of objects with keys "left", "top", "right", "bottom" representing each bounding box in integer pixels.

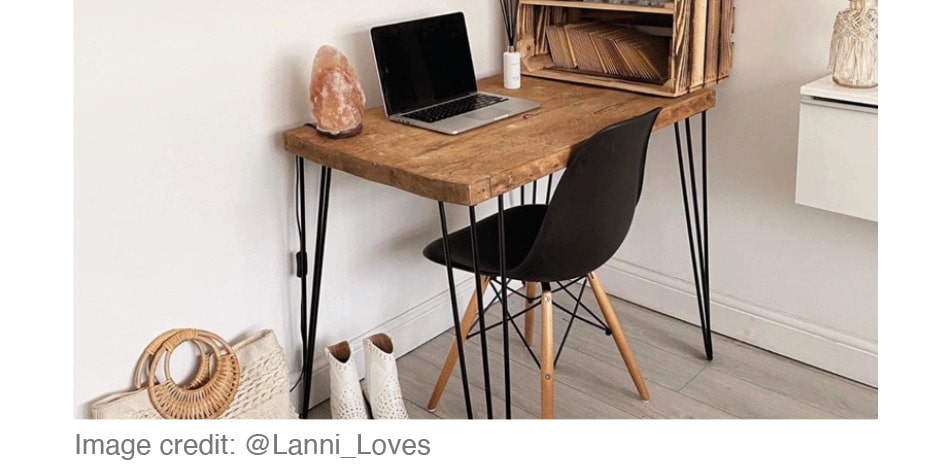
[{"left": 795, "top": 75, "right": 878, "bottom": 222}]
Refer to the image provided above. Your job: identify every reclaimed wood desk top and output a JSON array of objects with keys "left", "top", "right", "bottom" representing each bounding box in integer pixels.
[{"left": 283, "top": 75, "right": 715, "bottom": 206}]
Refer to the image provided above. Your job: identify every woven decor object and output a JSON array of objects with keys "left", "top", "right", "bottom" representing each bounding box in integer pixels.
[
  {"left": 829, "top": 0, "right": 878, "bottom": 88},
  {"left": 133, "top": 329, "right": 215, "bottom": 392},
  {"left": 91, "top": 329, "right": 298, "bottom": 419},
  {"left": 132, "top": 329, "right": 240, "bottom": 419}
]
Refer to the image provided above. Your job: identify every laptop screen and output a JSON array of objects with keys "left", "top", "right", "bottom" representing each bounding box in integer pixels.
[{"left": 371, "top": 12, "right": 478, "bottom": 116}]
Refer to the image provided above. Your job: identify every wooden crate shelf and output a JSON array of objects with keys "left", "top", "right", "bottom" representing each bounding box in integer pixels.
[
  {"left": 517, "top": 0, "right": 734, "bottom": 97},
  {"left": 523, "top": 0, "right": 676, "bottom": 15}
]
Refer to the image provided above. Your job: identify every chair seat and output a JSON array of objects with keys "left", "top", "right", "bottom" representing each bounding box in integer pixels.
[{"left": 422, "top": 204, "right": 548, "bottom": 279}]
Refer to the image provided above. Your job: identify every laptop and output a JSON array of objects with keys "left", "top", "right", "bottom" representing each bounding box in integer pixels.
[{"left": 370, "top": 12, "right": 540, "bottom": 135}]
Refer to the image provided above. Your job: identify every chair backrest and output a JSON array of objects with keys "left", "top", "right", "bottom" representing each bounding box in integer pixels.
[{"left": 510, "top": 108, "right": 661, "bottom": 282}]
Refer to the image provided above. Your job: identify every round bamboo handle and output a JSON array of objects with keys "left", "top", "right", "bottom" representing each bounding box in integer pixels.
[{"left": 134, "top": 329, "right": 241, "bottom": 419}]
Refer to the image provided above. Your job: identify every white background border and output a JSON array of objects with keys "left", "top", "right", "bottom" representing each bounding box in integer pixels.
[{"left": 2, "top": 1, "right": 946, "bottom": 466}]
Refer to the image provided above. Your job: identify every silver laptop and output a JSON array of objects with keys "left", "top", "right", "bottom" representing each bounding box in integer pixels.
[{"left": 370, "top": 12, "right": 540, "bottom": 135}]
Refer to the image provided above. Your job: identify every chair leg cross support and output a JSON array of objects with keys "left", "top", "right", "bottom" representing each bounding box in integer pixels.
[{"left": 428, "top": 273, "right": 650, "bottom": 419}]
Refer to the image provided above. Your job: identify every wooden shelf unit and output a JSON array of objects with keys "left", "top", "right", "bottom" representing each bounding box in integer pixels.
[
  {"left": 522, "top": 0, "right": 676, "bottom": 15},
  {"left": 517, "top": 0, "right": 734, "bottom": 97}
]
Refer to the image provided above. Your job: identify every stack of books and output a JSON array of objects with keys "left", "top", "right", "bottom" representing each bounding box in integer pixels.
[{"left": 545, "top": 22, "right": 669, "bottom": 83}]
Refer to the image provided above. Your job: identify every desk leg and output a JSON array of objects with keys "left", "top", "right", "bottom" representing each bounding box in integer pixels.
[
  {"left": 468, "top": 207, "right": 494, "bottom": 419},
  {"left": 497, "top": 196, "right": 512, "bottom": 419},
  {"left": 300, "top": 165, "right": 332, "bottom": 418},
  {"left": 295, "top": 157, "right": 308, "bottom": 386},
  {"left": 438, "top": 202, "right": 475, "bottom": 419},
  {"left": 674, "top": 112, "right": 713, "bottom": 360}
]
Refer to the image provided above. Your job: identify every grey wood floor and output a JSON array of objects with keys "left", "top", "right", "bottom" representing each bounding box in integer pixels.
[{"left": 309, "top": 286, "right": 877, "bottom": 419}]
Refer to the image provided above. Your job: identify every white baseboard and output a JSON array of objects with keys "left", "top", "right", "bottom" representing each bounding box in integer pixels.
[
  {"left": 302, "top": 277, "right": 478, "bottom": 410},
  {"left": 598, "top": 259, "right": 878, "bottom": 387}
]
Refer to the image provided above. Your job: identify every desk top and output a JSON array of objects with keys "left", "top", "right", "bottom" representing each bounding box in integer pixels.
[{"left": 283, "top": 75, "right": 715, "bottom": 206}]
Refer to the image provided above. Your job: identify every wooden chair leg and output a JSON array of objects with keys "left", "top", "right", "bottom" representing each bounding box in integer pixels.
[
  {"left": 427, "top": 276, "right": 490, "bottom": 411},
  {"left": 587, "top": 272, "right": 650, "bottom": 401},
  {"left": 540, "top": 287, "right": 555, "bottom": 418},
  {"left": 524, "top": 282, "right": 537, "bottom": 347}
]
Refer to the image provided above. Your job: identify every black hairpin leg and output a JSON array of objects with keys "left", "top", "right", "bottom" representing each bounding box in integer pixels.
[
  {"left": 295, "top": 157, "right": 308, "bottom": 367},
  {"left": 468, "top": 206, "right": 493, "bottom": 419},
  {"left": 299, "top": 165, "right": 332, "bottom": 418},
  {"left": 439, "top": 202, "right": 475, "bottom": 419},
  {"left": 497, "top": 195, "right": 512, "bottom": 419},
  {"left": 545, "top": 174, "right": 554, "bottom": 205},
  {"left": 674, "top": 112, "right": 713, "bottom": 360},
  {"left": 701, "top": 113, "right": 711, "bottom": 356}
]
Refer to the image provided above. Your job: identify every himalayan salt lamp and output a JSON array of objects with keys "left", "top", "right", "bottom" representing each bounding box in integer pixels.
[{"left": 309, "top": 45, "right": 366, "bottom": 138}]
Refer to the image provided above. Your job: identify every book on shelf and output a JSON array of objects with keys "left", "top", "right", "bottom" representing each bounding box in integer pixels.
[{"left": 544, "top": 21, "right": 669, "bottom": 82}]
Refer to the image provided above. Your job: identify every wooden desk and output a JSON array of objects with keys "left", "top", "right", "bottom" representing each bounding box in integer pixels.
[
  {"left": 283, "top": 75, "right": 715, "bottom": 418},
  {"left": 284, "top": 75, "right": 714, "bottom": 205}
]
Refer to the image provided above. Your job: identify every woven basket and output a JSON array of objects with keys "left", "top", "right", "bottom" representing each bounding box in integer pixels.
[{"left": 91, "top": 329, "right": 298, "bottom": 419}]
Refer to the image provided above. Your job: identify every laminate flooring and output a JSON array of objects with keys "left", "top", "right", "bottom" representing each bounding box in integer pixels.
[{"left": 309, "top": 287, "right": 877, "bottom": 419}]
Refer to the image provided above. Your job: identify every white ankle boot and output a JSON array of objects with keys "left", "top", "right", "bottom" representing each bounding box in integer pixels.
[
  {"left": 326, "top": 341, "right": 369, "bottom": 419},
  {"left": 362, "top": 333, "right": 409, "bottom": 419}
]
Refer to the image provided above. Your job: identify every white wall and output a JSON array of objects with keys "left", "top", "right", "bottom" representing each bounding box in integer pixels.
[
  {"left": 74, "top": 0, "right": 504, "bottom": 417},
  {"left": 600, "top": 1, "right": 878, "bottom": 385}
]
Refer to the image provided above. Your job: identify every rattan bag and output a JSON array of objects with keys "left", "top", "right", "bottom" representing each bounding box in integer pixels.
[{"left": 91, "top": 329, "right": 298, "bottom": 419}]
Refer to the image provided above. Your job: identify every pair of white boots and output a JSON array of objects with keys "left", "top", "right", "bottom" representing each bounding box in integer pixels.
[{"left": 325, "top": 333, "right": 408, "bottom": 419}]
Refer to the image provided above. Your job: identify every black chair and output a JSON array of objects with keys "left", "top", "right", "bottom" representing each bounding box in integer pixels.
[{"left": 423, "top": 108, "right": 661, "bottom": 418}]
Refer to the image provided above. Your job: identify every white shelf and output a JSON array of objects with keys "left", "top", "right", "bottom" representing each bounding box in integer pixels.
[
  {"left": 800, "top": 75, "right": 877, "bottom": 107},
  {"left": 795, "top": 75, "right": 878, "bottom": 222}
]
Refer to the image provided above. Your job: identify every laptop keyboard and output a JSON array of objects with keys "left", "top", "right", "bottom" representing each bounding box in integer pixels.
[{"left": 404, "top": 94, "right": 508, "bottom": 123}]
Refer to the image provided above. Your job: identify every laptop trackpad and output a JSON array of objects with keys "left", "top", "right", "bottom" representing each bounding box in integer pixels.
[{"left": 464, "top": 107, "right": 511, "bottom": 122}]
